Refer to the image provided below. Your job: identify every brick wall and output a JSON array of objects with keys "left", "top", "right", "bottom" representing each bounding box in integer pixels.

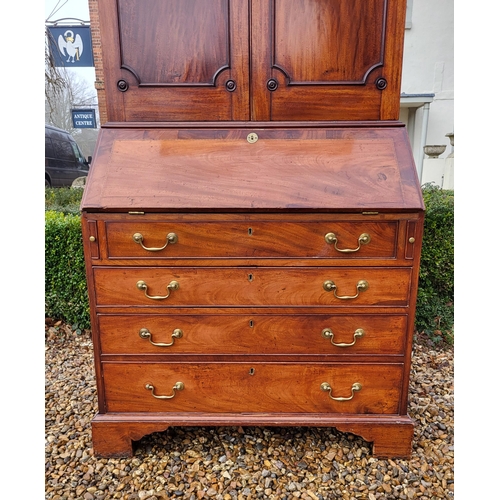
[{"left": 88, "top": 0, "right": 107, "bottom": 124}]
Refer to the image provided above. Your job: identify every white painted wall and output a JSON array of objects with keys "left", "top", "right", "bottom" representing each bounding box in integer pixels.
[{"left": 399, "top": 0, "right": 454, "bottom": 179}]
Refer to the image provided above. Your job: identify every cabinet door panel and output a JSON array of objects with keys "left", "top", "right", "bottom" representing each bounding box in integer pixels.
[
  {"left": 118, "top": 0, "right": 228, "bottom": 85},
  {"left": 251, "top": 0, "right": 405, "bottom": 121},
  {"left": 99, "top": 0, "right": 250, "bottom": 121},
  {"left": 273, "top": 0, "right": 385, "bottom": 84}
]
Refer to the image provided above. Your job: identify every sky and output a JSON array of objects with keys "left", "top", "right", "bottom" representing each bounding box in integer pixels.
[{"left": 45, "top": 0, "right": 89, "bottom": 22}]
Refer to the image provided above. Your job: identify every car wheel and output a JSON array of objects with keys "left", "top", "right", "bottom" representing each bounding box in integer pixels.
[{"left": 45, "top": 178, "right": 51, "bottom": 188}]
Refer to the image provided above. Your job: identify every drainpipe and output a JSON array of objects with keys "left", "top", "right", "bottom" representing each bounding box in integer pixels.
[{"left": 418, "top": 102, "right": 431, "bottom": 182}]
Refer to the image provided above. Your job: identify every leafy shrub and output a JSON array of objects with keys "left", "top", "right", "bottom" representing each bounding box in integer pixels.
[
  {"left": 416, "top": 184, "right": 454, "bottom": 343},
  {"left": 45, "top": 187, "right": 83, "bottom": 215},
  {"left": 45, "top": 210, "right": 90, "bottom": 329}
]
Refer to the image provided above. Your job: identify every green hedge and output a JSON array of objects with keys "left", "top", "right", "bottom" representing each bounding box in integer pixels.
[
  {"left": 415, "top": 184, "right": 454, "bottom": 343},
  {"left": 45, "top": 191, "right": 90, "bottom": 330},
  {"left": 45, "top": 186, "right": 454, "bottom": 343}
]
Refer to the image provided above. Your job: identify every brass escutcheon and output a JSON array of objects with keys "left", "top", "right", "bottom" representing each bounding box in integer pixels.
[{"left": 247, "top": 133, "right": 258, "bottom": 143}]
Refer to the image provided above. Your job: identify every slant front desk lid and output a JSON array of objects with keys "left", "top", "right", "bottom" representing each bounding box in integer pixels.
[{"left": 81, "top": 126, "right": 424, "bottom": 213}]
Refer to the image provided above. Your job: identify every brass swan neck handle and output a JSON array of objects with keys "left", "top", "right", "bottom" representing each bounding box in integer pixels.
[
  {"left": 323, "top": 279, "right": 369, "bottom": 300},
  {"left": 322, "top": 328, "right": 365, "bottom": 347},
  {"left": 321, "top": 382, "right": 362, "bottom": 402},
  {"left": 133, "top": 232, "right": 178, "bottom": 252},
  {"left": 324, "top": 232, "right": 371, "bottom": 253},
  {"left": 136, "top": 280, "right": 179, "bottom": 300},
  {"left": 139, "top": 328, "right": 183, "bottom": 347},
  {"left": 145, "top": 382, "right": 184, "bottom": 400}
]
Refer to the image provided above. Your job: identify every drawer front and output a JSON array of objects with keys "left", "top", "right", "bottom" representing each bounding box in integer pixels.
[
  {"left": 104, "top": 221, "right": 398, "bottom": 259},
  {"left": 98, "top": 314, "right": 407, "bottom": 355},
  {"left": 93, "top": 267, "right": 412, "bottom": 307},
  {"left": 102, "top": 362, "right": 404, "bottom": 414}
]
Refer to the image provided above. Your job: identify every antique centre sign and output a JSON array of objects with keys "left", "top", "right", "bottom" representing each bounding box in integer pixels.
[{"left": 71, "top": 109, "right": 96, "bottom": 128}]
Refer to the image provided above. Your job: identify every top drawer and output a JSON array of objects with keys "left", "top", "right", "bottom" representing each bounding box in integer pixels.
[{"left": 104, "top": 220, "right": 398, "bottom": 259}]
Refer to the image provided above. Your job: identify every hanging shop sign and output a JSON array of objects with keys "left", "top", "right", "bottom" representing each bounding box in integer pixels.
[
  {"left": 72, "top": 109, "right": 96, "bottom": 128},
  {"left": 47, "top": 25, "right": 94, "bottom": 68}
]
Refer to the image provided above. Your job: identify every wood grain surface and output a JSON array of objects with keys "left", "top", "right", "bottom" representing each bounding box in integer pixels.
[
  {"left": 104, "top": 220, "right": 398, "bottom": 259},
  {"left": 81, "top": 126, "right": 423, "bottom": 212},
  {"left": 97, "top": 313, "right": 408, "bottom": 355},
  {"left": 92, "top": 267, "right": 412, "bottom": 307},
  {"left": 102, "top": 361, "right": 404, "bottom": 414},
  {"left": 96, "top": 0, "right": 405, "bottom": 121}
]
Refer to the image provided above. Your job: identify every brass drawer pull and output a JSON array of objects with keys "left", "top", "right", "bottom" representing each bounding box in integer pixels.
[
  {"left": 324, "top": 232, "right": 371, "bottom": 253},
  {"left": 322, "top": 328, "right": 365, "bottom": 347},
  {"left": 145, "top": 382, "right": 184, "bottom": 400},
  {"left": 321, "top": 382, "right": 362, "bottom": 401},
  {"left": 139, "top": 327, "right": 183, "bottom": 347},
  {"left": 133, "top": 232, "right": 178, "bottom": 251},
  {"left": 136, "top": 280, "right": 179, "bottom": 300},
  {"left": 323, "top": 279, "right": 369, "bottom": 300}
]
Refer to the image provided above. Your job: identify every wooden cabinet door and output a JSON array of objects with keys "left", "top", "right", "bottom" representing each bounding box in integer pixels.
[
  {"left": 250, "top": 0, "right": 406, "bottom": 121},
  {"left": 98, "top": 0, "right": 250, "bottom": 122},
  {"left": 97, "top": 0, "right": 405, "bottom": 122}
]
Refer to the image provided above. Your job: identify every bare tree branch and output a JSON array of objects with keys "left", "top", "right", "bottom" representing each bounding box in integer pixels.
[{"left": 45, "top": 27, "right": 67, "bottom": 106}]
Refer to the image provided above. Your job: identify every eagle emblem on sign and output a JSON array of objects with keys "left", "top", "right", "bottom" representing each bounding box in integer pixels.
[{"left": 58, "top": 30, "right": 84, "bottom": 63}]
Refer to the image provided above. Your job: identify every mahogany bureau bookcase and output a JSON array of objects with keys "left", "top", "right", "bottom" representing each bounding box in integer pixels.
[{"left": 81, "top": 0, "right": 424, "bottom": 458}]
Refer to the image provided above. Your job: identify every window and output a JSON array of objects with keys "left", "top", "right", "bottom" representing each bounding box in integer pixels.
[
  {"left": 45, "top": 137, "right": 55, "bottom": 158},
  {"left": 71, "top": 142, "right": 85, "bottom": 162},
  {"left": 52, "top": 139, "right": 77, "bottom": 163}
]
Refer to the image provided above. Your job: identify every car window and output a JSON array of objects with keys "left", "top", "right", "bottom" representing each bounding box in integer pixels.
[
  {"left": 52, "top": 139, "right": 77, "bottom": 163},
  {"left": 45, "top": 137, "right": 55, "bottom": 157},
  {"left": 71, "top": 142, "right": 86, "bottom": 163}
]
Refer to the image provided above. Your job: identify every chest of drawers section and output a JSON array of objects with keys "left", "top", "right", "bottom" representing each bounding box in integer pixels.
[{"left": 81, "top": 211, "right": 423, "bottom": 458}]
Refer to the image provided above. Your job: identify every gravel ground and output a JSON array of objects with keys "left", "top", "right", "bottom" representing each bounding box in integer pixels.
[{"left": 45, "top": 324, "right": 453, "bottom": 500}]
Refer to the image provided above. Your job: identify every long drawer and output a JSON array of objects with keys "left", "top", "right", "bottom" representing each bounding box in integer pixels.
[
  {"left": 97, "top": 313, "right": 408, "bottom": 355},
  {"left": 104, "top": 220, "right": 399, "bottom": 259},
  {"left": 102, "top": 362, "right": 404, "bottom": 414},
  {"left": 93, "top": 267, "right": 412, "bottom": 307}
]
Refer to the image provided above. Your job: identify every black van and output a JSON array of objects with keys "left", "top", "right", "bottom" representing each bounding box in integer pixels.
[{"left": 45, "top": 124, "right": 91, "bottom": 187}]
